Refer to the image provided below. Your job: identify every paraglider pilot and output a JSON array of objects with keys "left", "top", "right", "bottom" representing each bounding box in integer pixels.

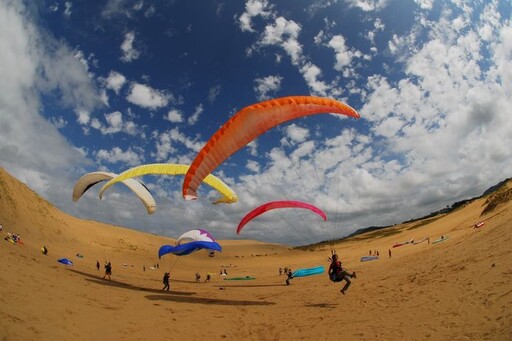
[
  {"left": 285, "top": 268, "right": 294, "bottom": 285},
  {"left": 328, "top": 254, "right": 357, "bottom": 295},
  {"left": 162, "top": 272, "right": 170, "bottom": 291}
]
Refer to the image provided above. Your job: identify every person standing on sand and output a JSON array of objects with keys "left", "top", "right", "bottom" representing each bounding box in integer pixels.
[
  {"left": 285, "top": 268, "right": 294, "bottom": 285},
  {"left": 388, "top": 249, "right": 391, "bottom": 258},
  {"left": 162, "top": 272, "right": 170, "bottom": 291},
  {"left": 328, "top": 254, "right": 357, "bottom": 295},
  {"left": 96, "top": 261, "right": 100, "bottom": 271},
  {"left": 103, "top": 262, "right": 112, "bottom": 280}
]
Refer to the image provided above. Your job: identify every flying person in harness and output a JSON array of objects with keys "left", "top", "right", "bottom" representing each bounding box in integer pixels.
[{"left": 328, "top": 253, "right": 357, "bottom": 295}]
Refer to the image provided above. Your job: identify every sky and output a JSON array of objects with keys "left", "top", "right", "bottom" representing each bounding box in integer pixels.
[{"left": 1, "top": 0, "right": 511, "bottom": 246}]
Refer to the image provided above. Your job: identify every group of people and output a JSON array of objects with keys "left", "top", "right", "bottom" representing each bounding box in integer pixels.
[
  {"left": 96, "top": 261, "right": 112, "bottom": 280},
  {"left": 4, "top": 232, "right": 22, "bottom": 244},
  {"left": 194, "top": 272, "right": 211, "bottom": 282},
  {"left": 89, "top": 253, "right": 356, "bottom": 295}
]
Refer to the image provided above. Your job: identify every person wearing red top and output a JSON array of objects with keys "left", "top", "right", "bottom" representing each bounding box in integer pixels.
[{"left": 328, "top": 254, "right": 357, "bottom": 295}]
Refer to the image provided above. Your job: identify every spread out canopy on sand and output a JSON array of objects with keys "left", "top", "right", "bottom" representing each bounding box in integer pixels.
[
  {"left": 57, "top": 258, "right": 74, "bottom": 266},
  {"left": 236, "top": 200, "right": 328, "bottom": 234},
  {"left": 293, "top": 266, "right": 325, "bottom": 277},
  {"left": 98, "top": 163, "right": 237, "bottom": 204},
  {"left": 182, "top": 96, "right": 360, "bottom": 201},
  {"left": 158, "top": 241, "right": 222, "bottom": 258},
  {"left": 72, "top": 171, "right": 156, "bottom": 214},
  {"left": 176, "top": 229, "right": 216, "bottom": 245}
]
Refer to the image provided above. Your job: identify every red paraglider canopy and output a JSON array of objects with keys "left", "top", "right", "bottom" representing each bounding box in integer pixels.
[{"left": 237, "top": 200, "right": 327, "bottom": 234}]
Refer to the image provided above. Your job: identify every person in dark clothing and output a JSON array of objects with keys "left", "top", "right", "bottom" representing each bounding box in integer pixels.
[
  {"left": 96, "top": 261, "right": 100, "bottom": 271},
  {"left": 103, "top": 262, "right": 112, "bottom": 280},
  {"left": 285, "top": 268, "right": 294, "bottom": 285},
  {"left": 162, "top": 272, "right": 170, "bottom": 291},
  {"left": 328, "top": 254, "right": 356, "bottom": 295}
]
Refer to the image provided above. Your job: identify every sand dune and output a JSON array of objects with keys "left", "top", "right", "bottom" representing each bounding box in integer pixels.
[{"left": 1, "top": 167, "right": 511, "bottom": 340}]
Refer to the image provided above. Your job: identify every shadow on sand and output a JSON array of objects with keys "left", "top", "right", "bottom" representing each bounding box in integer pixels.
[
  {"left": 145, "top": 294, "right": 275, "bottom": 306},
  {"left": 214, "top": 284, "right": 286, "bottom": 288},
  {"left": 304, "top": 303, "right": 338, "bottom": 309},
  {"left": 66, "top": 268, "right": 196, "bottom": 296}
]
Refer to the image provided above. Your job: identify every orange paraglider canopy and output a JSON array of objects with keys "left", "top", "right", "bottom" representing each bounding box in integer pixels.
[{"left": 182, "top": 96, "right": 360, "bottom": 200}]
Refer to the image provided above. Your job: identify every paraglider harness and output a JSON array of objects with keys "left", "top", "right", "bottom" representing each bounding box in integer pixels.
[{"left": 328, "top": 251, "right": 344, "bottom": 282}]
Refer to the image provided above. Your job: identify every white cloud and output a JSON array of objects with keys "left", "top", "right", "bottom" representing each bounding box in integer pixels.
[
  {"left": 246, "top": 159, "right": 260, "bottom": 173},
  {"left": 249, "top": 12, "right": 336, "bottom": 96},
  {"left": 153, "top": 130, "right": 177, "bottom": 161},
  {"left": 328, "top": 35, "right": 367, "bottom": 76},
  {"left": 75, "top": 109, "right": 91, "bottom": 125},
  {"left": 63, "top": 2, "right": 72, "bottom": 17},
  {"left": 261, "top": 17, "right": 303, "bottom": 64},
  {"left": 187, "top": 104, "right": 203, "bottom": 125},
  {"left": 300, "top": 63, "right": 329, "bottom": 95},
  {"left": 89, "top": 111, "right": 139, "bottom": 136},
  {"left": 49, "top": 116, "right": 67, "bottom": 129},
  {"left": 126, "top": 83, "right": 169, "bottom": 109},
  {"left": 105, "top": 71, "right": 126, "bottom": 94},
  {"left": 254, "top": 75, "right": 282, "bottom": 100},
  {"left": 282, "top": 124, "right": 310, "bottom": 144},
  {"left": 96, "top": 146, "right": 143, "bottom": 166},
  {"left": 153, "top": 127, "right": 203, "bottom": 161},
  {"left": 345, "top": 0, "right": 391, "bottom": 12},
  {"left": 208, "top": 85, "right": 222, "bottom": 103},
  {"left": 238, "top": 0, "right": 273, "bottom": 32},
  {"left": 164, "top": 108, "right": 183, "bottom": 123},
  {"left": 0, "top": 1, "right": 93, "bottom": 209},
  {"left": 120, "top": 31, "right": 140, "bottom": 62},
  {"left": 246, "top": 140, "right": 259, "bottom": 157}
]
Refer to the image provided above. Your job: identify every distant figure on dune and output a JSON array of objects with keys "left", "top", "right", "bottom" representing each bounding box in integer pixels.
[
  {"left": 205, "top": 273, "right": 211, "bottom": 282},
  {"left": 195, "top": 272, "right": 201, "bottom": 282},
  {"left": 328, "top": 254, "right": 357, "bottom": 295},
  {"left": 285, "top": 268, "right": 294, "bottom": 285},
  {"left": 103, "top": 262, "right": 112, "bottom": 280},
  {"left": 388, "top": 249, "right": 391, "bottom": 258},
  {"left": 41, "top": 246, "right": 48, "bottom": 255},
  {"left": 96, "top": 261, "right": 100, "bottom": 271},
  {"left": 162, "top": 272, "right": 170, "bottom": 291}
]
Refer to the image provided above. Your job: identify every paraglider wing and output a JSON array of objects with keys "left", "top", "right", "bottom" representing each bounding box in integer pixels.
[
  {"left": 183, "top": 96, "right": 360, "bottom": 200},
  {"left": 158, "top": 241, "right": 222, "bottom": 258},
  {"left": 98, "top": 164, "right": 237, "bottom": 204},
  {"left": 236, "top": 200, "right": 327, "bottom": 234},
  {"left": 57, "top": 258, "right": 74, "bottom": 266},
  {"left": 176, "top": 229, "right": 216, "bottom": 245},
  {"left": 72, "top": 171, "right": 156, "bottom": 214},
  {"left": 293, "top": 266, "right": 324, "bottom": 277}
]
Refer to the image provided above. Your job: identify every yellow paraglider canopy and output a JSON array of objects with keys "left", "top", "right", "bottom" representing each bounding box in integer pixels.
[{"left": 98, "top": 163, "right": 237, "bottom": 205}]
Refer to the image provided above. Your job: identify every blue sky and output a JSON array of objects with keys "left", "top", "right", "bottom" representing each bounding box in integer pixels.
[{"left": 1, "top": 0, "right": 511, "bottom": 246}]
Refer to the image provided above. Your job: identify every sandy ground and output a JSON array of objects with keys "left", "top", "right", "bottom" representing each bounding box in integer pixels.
[{"left": 0, "top": 167, "right": 511, "bottom": 340}]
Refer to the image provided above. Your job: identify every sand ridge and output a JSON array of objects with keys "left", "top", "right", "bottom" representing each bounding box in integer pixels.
[{"left": 1, "top": 167, "right": 511, "bottom": 340}]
